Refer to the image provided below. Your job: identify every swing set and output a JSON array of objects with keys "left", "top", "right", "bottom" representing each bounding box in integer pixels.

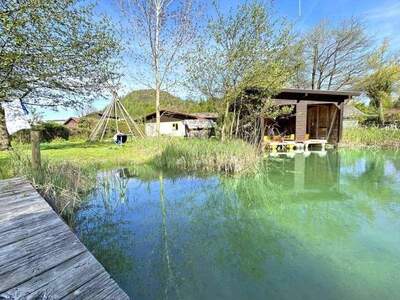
[{"left": 88, "top": 90, "right": 144, "bottom": 143}]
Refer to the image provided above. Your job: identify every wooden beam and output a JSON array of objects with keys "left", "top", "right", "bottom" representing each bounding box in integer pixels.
[
  {"left": 338, "top": 101, "right": 345, "bottom": 142},
  {"left": 295, "top": 102, "right": 307, "bottom": 142},
  {"left": 326, "top": 107, "right": 338, "bottom": 142}
]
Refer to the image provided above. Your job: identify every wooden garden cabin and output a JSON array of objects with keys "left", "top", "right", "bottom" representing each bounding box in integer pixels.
[
  {"left": 231, "top": 88, "right": 360, "bottom": 145},
  {"left": 144, "top": 110, "right": 217, "bottom": 137}
]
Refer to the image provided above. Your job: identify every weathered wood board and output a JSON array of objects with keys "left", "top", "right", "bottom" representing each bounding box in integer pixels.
[{"left": 0, "top": 177, "right": 129, "bottom": 300}]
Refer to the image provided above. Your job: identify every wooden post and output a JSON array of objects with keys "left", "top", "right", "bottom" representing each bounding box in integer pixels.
[
  {"left": 295, "top": 102, "right": 307, "bottom": 142},
  {"left": 31, "top": 130, "right": 41, "bottom": 169},
  {"left": 338, "top": 101, "right": 345, "bottom": 143}
]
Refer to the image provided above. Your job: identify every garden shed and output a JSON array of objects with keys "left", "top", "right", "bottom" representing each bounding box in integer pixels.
[
  {"left": 144, "top": 110, "right": 217, "bottom": 138},
  {"left": 231, "top": 88, "right": 360, "bottom": 145}
]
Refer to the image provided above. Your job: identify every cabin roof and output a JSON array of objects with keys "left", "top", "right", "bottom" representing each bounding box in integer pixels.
[{"left": 276, "top": 88, "right": 361, "bottom": 102}]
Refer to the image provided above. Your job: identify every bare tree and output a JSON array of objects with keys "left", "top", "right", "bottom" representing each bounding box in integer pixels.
[
  {"left": 118, "top": 0, "right": 197, "bottom": 136},
  {"left": 300, "top": 19, "right": 370, "bottom": 90}
]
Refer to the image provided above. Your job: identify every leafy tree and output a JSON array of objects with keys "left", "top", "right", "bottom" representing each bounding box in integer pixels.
[
  {"left": 185, "top": 1, "right": 299, "bottom": 140},
  {"left": 0, "top": 0, "right": 120, "bottom": 150},
  {"left": 359, "top": 42, "right": 400, "bottom": 125},
  {"left": 298, "top": 19, "right": 370, "bottom": 90}
]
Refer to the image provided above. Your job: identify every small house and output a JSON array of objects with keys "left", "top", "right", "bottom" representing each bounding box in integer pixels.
[
  {"left": 63, "top": 117, "right": 80, "bottom": 129},
  {"left": 343, "top": 104, "right": 365, "bottom": 128},
  {"left": 144, "top": 110, "right": 217, "bottom": 137},
  {"left": 231, "top": 88, "right": 360, "bottom": 145}
]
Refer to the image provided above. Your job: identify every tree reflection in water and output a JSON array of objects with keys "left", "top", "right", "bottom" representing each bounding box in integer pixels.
[{"left": 73, "top": 150, "right": 400, "bottom": 300}]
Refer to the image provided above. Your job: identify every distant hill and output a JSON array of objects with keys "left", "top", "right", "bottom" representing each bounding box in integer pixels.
[{"left": 120, "top": 89, "right": 220, "bottom": 120}]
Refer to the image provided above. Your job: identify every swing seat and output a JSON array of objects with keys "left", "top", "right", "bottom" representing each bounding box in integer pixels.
[{"left": 114, "top": 133, "right": 128, "bottom": 145}]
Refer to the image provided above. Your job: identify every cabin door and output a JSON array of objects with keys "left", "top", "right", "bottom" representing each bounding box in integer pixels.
[
  {"left": 307, "top": 105, "right": 330, "bottom": 139},
  {"left": 307, "top": 106, "right": 318, "bottom": 139}
]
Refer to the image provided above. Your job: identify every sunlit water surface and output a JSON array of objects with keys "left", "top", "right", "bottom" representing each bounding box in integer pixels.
[{"left": 73, "top": 150, "right": 400, "bottom": 300}]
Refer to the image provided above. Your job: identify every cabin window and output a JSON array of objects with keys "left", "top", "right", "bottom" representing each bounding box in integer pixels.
[{"left": 172, "top": 123, "right": 179, "bottom": 130}]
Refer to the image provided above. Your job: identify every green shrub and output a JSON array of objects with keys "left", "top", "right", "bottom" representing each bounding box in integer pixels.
[
  {"left": 12, "top": 122, "right": 70, "bottom": 143},
  {"left": 39, "top": 122, "right": 70, "bottom": 142}
]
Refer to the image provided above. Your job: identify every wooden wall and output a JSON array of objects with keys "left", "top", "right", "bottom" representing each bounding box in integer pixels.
[
  {"left": 295, "top": 102, "right": 307, "bottom": 142},
  {"left": 273, "top": 99, "right": 344, "bottom": 143}
]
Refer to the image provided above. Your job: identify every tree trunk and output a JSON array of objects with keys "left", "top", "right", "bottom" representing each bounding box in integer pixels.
[
  {"left": 155, "top": 3, "right": 161, "bottom": 137},
  {"left": 221, "top": 100, "right": 230, "bottom": 141},
  {"left": 0, "top": 105, "right": 11, "bottom": 150},
  {"left": 379, "top": 100, "right": 385, "bottom": 126},
  {"left": 311, "top": 45, "right": 318, "bottom": 90},
  {"left": 156, "top": 85, "right": 161, "bottom": 136}
]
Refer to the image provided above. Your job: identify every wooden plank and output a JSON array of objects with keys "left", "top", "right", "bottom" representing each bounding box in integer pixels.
[
  {"left": 62, "top": 272, "right": 115, "bottom": 300},
  {"left": 0, "top": 179, "right": 35, "bottom": 190},
  {"left": 0, "top": 225, "right": 73, "bottom": 268},
  {"left": 0, "top": 192, "right": 41, "bottom": 208},
  {"left": 2, "top": 252, "right": 105, "bottom": 299},
  {"left": 0, "top": 180, "right": 31, "bottom": 191},
  {"left": 0, "top": 210, "right": 55, "bottom": 234},
  {"left": 0, "top": 212, "right": 61, "bottom": 247},
  {"left": 0, "top": 232, "right": 85, "bottom": 292},
  {"left": 0, "top": 200, "right": 50, "bottom": 223},
  {"left": 0, "top": 177, "right": 26, "bottom": 187},
  {"left": 63, "top": 271, "right": 130, "bottom": 300},
  {"left": 0, "top": 178, "right": 130, "bottom": 299},
  {"left": 0, "top": 185, "right": 37, "bottom": 199}
]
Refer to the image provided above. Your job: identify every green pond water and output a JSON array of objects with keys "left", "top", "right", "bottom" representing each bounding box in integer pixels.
[{"left": 73, "top": 150, "right": 400, "bottom": 300}]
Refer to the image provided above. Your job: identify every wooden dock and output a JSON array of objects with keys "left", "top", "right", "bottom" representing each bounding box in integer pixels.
[{"left": 0, "top": 177, "right": 129, "bottom": 300}]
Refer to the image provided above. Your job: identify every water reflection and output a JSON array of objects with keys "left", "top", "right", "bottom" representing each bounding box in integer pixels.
[{"left": 74, "top": 150, "right": 400, "bottom": 300}]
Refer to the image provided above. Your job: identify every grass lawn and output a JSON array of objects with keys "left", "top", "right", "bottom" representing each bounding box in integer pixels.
[
  {"left": 1, "top": 137, "right": 258, "bottom": 171},
  {"left": 2, "top": 138, "right": 167, "bottom": 167},
  {"left": 38, "top": 139, "right": 164, "bottom": 166}
]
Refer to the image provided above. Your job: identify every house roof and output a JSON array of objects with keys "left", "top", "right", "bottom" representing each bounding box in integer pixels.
[
  {"left": 63, "top": 117, "right": 80, "bottom": 125},
  {"left": 183, "top": 119, "right": 216, "bottom": 129},
  {"left": 386, "top": 108, "right": 400, "bottom": 115},
  {"left": 343, "top": 104, "right": 365, "bottom": 119},
  {"left": 144, "top": 110, "right": 217, "bottom": 121},
  {"left": 190, "top": 112, "right": 218, "bottom": 119}
]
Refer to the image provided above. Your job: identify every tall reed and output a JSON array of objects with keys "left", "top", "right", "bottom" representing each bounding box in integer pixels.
[
  {"left": 8, "top": 150, "right": 96, "bottom": 217},
  {"left": 153, "top": 138, "right": 260, "bottom": 173},
  {"left": 342, "top": 127, "right": 400, "bottom": 148}
]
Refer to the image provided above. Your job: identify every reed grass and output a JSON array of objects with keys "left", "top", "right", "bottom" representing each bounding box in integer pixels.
[
  {"left": 8, "top": 150, "right": 96, "bottom": 217},
  {"left": 341, "top": 127, "right": 400, "bottom": 148},
  {"left": 152, "top": 138, "right": 260, "bottom": 173}
]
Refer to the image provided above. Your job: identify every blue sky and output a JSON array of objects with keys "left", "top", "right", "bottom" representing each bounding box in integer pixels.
[{"left": 43, "top": 0, "right": 400, "bottom": 120}]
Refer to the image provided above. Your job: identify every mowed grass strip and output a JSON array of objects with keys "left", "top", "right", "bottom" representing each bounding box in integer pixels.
[{"left": 2, "top": 137, "right": 259, "bottom": 171}]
